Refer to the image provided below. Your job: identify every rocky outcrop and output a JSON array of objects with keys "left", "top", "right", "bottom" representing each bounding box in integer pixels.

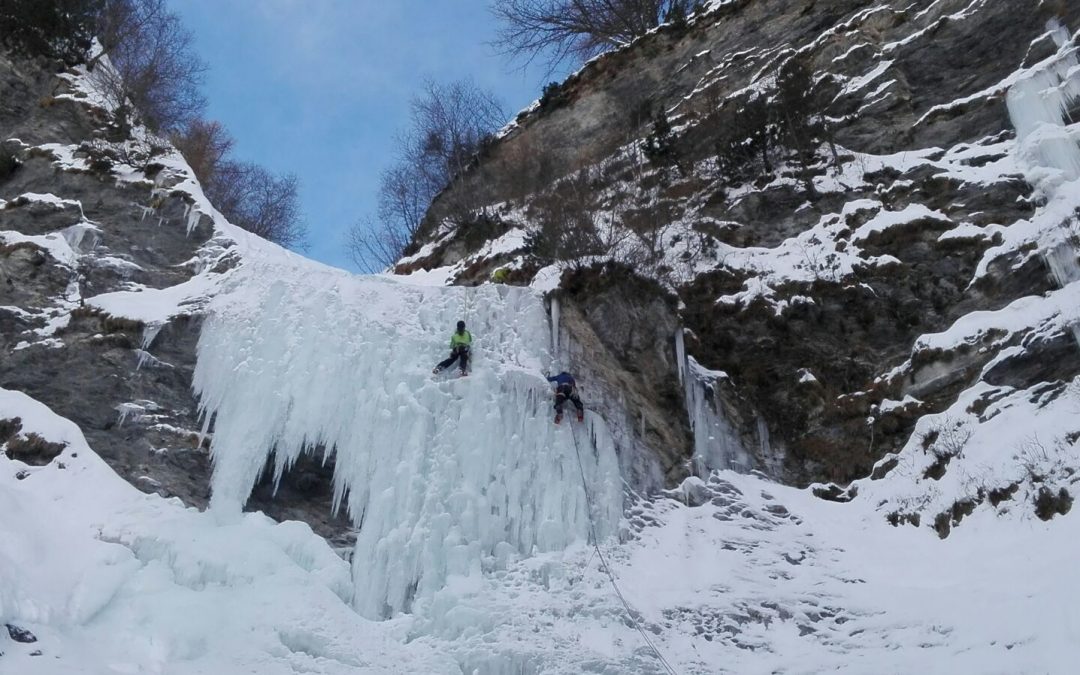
[{"left": 553, "top": 264, "right": 691, "bottom": 489}]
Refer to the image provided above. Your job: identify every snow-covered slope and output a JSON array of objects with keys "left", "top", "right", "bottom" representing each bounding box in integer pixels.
[
  {"left": 5, "top": 385, "right": 1079, "bottom": 673},
  {"left": 0, "top": 387, "right": 454, "bottom": 674}
]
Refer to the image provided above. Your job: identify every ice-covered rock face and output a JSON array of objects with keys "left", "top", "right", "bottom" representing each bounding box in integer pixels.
[
  {"left": 401, "top": 1, "right": 1080, "bottom": 488},
  {"left": 194, "top": 255, "right": 623, "bottom": 618},
  {"left": 1006, "top": 21, "right": 1080, "bottom": 182}
]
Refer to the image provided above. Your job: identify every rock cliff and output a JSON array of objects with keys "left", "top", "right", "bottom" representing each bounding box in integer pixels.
[
  {"left": 0, "top": 51, "right": 351, "bottom": 546},
  {"left": 398, "top": 0, "right": 1080, "bottom": 518}
]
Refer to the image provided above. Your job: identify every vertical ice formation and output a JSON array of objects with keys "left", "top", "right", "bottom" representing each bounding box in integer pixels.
[
  {"left": 194, "top": 263, "right": 622, "bottom": 619},
  {"left": 674, "top": 329, "right": 752, "bottom": 475},
  {"left": 1005, "top": 21, "right": 1080, "bottom": 181},
  {"left": 1007, "top": 21, "right": 1080, "bottom": 346}
]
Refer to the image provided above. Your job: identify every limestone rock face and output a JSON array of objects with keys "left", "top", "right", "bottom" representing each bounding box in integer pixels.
[
  {"left": 400, "top": 1, "right": 1080, "bottom": 490},
  {"left": 0, "top": 51, "right": 350, "bottom": 545}
]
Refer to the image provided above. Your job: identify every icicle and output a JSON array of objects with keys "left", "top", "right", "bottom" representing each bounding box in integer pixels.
[
  {"left": 673, "top": 328, "right": 750, "bottom": 475},
  {"left": 674, "top": 328, "right": 686, "bottom": 384},
  {"left": 757, "top": 415, "right": 772, "bottom": 460},
  {"left": 1044, "top": 241, "right": 1080, "bottom": 287},
  {"left": 115, "top": 402, "right": 144, "bottom": 427},
  {"left": 61, "top": 222, "right": 99, "bottom": 254},
  {"left": 1044, "top": 243, "right": 1080, "bottom": 347},
  {"left": 136, "top": 323, "right": 164, "bottom": 371},
  {"left": 185, "top": 204, "right": 201, "bottom": 235}
]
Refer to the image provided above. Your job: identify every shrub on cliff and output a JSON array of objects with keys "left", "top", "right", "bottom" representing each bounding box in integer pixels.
[
  {"left": 491, "top": 0, "right": 695, "bottom": 71},
  {"left": 523, "top": 170, "right": 609, "bottom": 266},
  {"left": 0, "top": 0, "right": 100, "bottom": 66}
]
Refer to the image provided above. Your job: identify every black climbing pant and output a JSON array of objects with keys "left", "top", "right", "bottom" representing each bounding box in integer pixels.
[
  {"left": 437, "top": 346, "right": 470, "bottom": 372},
  {"left": 554, "top": 383, "right": 583, "bottom": 414}
]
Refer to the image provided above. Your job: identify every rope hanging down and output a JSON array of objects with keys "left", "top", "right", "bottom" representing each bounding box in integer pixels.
[{"left": 570, "top": 428, "right": 680, "bottom": 675}]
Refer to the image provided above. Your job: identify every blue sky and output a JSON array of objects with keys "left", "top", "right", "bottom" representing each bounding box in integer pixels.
[{"left": 171, "top": 0, "right": 565, "bottom": 270}]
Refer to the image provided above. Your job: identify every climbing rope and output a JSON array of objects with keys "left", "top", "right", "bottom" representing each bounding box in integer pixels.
[
  {"left": 569, "top": 427, "right": 680, "bottom": 675},
  {"left": 462, "top": 285, "right": 473, "bottom": 326}
]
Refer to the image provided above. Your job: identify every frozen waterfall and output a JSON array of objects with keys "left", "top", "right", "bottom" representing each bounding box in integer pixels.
[
  {"left": 1007, "top": 20, "right": 1080, "bottom": 346},
  {"left": 675, "top": 329, "right": 752, "bottom": 476},
  {"left": 1005, "top": 21, "right": 1080, "bottom": 181},
  {"left": 194, "top": 259, "right": 622, "bottom": 618}
]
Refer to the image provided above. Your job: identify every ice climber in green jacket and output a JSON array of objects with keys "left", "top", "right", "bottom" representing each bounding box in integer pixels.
[{"left": 433, "top": 320, "right": 472, "bottom": 376}]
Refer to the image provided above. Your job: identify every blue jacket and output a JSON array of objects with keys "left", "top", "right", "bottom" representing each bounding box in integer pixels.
[{"left": 547, "top": 372, "right": 575, "bottom": 388}]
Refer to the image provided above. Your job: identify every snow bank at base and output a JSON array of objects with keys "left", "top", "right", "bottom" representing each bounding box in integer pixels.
[
  {"left": 401, "top": 469, "right": 1080, "bottom": 673},
  {"left": 0, "top": 388, "right": 453, "bottom": 674},
  {"left": 194, "top": 252, "right": 623, "bottom": 619},
  {"left": 4, "top": 387, "right": 1076, "bottom": 673}
]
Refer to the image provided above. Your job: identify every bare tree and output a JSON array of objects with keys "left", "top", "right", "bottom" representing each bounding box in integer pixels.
[
  {"left": 170, "top": 117, "right": 307, "bottom": 250},
  {"left": 205, "top": 162, "right": 308, "bottom": 250},
  {"left": 346, "top": 216, "right": 408, "bottom": 274},
  {"left": 170, "top": 118, "right": 233, "bottom": 186},
  {"left": 402, "top": 79, "right": 506, "bottom": 207},
  {"left": 234, "top": 169, "right": 307, "bottom": 250},
  {"left": 345, "top": 78, "right": 506, "bottom": 272},
  {"left": 93, "top": 0, "right": 206, "bottom": 133},
  {"left": 524, "top": 169, "right": 606, "bottom": 266},
  {"left": 490, "top": 0, "right": 689, "bottom": 71}
]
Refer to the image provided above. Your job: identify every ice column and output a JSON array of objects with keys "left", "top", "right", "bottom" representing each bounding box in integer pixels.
[{"left": 674, "top": 329, "right": 751, "bottom": 475}]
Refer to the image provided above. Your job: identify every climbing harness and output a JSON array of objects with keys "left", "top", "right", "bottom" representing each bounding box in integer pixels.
[{"left": 569, "top": 427, "right": 680, "bottom": 675}]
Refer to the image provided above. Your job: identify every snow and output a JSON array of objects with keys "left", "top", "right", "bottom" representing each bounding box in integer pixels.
[
  {"left": 0, "top": 388, "right": 454, "bottom": 673},
  {"left": 4, "top": 192, "right": 83, "bottom": 213},
  {"left": 797, "top": 368, "right": 819, "bottom": 384},
  {"left": 876, "top": 394, "right": 921, "bottom": 415},
  {"left": 913, "top": 282, "right": 1080, "bottom": 357},
  {"left": 85, "top": 271, "right": 220, "bottom": 325},
  {"left": 530, "top": 263, "right": 564, "bottom": 293},
  {"left": 0, "top": 230, "right": 78, "bottom": 267},
  {"left": 850, "top": 203, "right": 951, "bottom": 242},
  {"left": 840, "top": 59, "right": 893, "bottom": 96}
]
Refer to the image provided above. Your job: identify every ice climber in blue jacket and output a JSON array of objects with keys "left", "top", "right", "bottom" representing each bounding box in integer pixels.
[{"left": 546, "top": 371, "right": 584, "bottom": 424}]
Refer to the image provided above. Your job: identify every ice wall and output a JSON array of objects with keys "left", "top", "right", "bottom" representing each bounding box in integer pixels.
[
  {"left": 1007, "top": 21, "right": 1080, "bottom": 346},
  {"left": 1005, "top": 21, "right": 1080, "bottom": 181},
  {"left": 194, "top": 259, "right": 622, "bottom": 619}
]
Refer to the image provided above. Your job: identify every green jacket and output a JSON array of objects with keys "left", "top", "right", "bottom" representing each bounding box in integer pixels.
[{"left": 450, "top": 330, "right": 472, "bottom": 349}]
